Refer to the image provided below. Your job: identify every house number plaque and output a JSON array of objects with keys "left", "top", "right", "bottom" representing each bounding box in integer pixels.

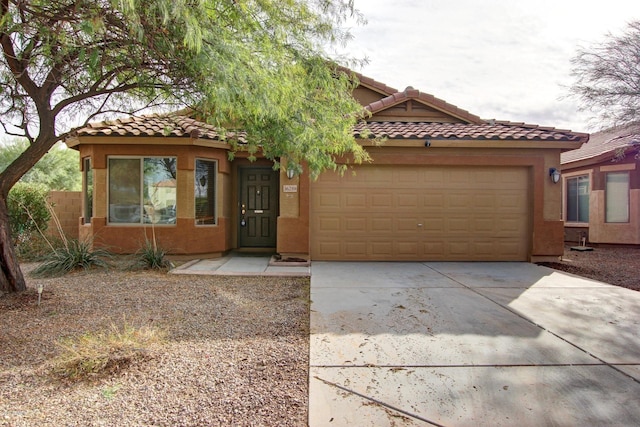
[{"left": 283, "top": 185, "right": 298, "bottom": 193}]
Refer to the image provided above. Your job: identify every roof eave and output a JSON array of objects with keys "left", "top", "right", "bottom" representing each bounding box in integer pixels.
[
  {"left": 69, "top": 134, "right": 230, "bottom": 149},
  {"left": 562, "top": 145, "right": 637, "bottom": 168},
  {"left": 358, "top": 137, "right": 585, "bottom": 149}
]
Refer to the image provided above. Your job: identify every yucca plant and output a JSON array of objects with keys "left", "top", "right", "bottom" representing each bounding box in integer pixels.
[
  {"left": 128, "top": 219, "right": 173, "bottom": 271},
  {"left": 32, "top": 239, "right": 113, "bottom": 277},
  {"left": 130, "top": 238, "right": 172, "bottom": 271},
  {"left": 29, "top": 200, "right": 112, "bottom": 277}
]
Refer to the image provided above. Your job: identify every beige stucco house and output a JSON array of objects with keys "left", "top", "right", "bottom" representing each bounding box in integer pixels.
[
  {"left": 66, "top": 71, "right": 588, "bottom": 262},
  {"left": 561, "top": 122, "right": 640, "bottom": 245}
]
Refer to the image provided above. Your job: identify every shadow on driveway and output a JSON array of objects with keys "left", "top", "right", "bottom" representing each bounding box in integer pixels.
[{"left": 309, "top": 261, "right": 640, "bottom": 426}]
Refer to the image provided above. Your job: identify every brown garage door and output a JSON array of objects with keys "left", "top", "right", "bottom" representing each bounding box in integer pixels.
[{"left": 310, "top": 165, "right": 530, "bottom": 261}]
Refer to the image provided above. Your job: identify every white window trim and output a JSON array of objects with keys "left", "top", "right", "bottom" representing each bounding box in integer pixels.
[{"left": 563, "top": 171, "right": 592, "bottom": 225}]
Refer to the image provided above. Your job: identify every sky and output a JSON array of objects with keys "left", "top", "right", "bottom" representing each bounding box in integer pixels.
[{"left": 336, "top": 0, "right": 640, "bottom": 133}]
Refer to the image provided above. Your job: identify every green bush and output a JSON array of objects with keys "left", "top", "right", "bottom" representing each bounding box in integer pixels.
[
  {"left": 31, "top": 239, "right": 113, "bottom": 277},
  {"left": 7, "top": 182, "right": 50, "bottom": 244}
]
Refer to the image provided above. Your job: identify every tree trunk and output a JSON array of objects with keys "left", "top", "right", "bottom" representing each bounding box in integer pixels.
[
  {"left": 0, "top": 196, "right": 26, "bottom": 293},
  {"left": 0, "top": 127, "right": 58, "bottom": 294}
]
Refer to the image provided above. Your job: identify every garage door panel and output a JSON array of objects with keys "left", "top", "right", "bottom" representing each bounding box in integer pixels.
[
  {"left": 311, "top": 165, "right": 530, "bottom": 261},
  {"left": 345, "top": 242, "right": 366, "bottom": 256},
  {"left": 371, "top": 217, "right": 393, "bottom": 232},
  {"left": 447, "top": 217, "right": 471, "bottom": 233},
  {"left": 317, "top": 192, "right": 341, "bottom": 209},
  {"left": 345, "top": 218, "right": 366, "bottom": 232},
  {"left": 371, "top": 242, "right": 393, "bottom": 256},
  {"left": 317, "top": 216, "right": 340, "bottom": 232},
  {"left": 397, "top": 241, "right": 418, "bottom": 255},
  {"left": 371, "top": 193, "right": 393, "bottom": 208},
  {"left": 345, "top": 193, "right": 366, "bottom": 208},
  {"left": 423, "top": 219, "right": 444, "bottom": 231},
  {"left": 423, "top": 241, "right": 445, "bottom": 256}
]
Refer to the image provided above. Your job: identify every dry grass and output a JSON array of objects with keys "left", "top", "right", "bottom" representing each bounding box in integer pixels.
[
  {"left": 52, "top": 321, "right": 165, "bottom": 380},
  {"left": 0, "top": 266, "right": 310, "bottom": 426}
]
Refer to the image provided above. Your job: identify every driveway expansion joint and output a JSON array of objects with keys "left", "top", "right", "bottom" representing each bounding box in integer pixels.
[{"left": 313, "top": 375, "right": 446, "bottom": 427}]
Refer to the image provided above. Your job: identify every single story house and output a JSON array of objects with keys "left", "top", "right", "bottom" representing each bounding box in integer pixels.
[
  {"left": 561, "top": 122, "right": 640, "bottom": 245},
  {"left": 66, "top": 71, "right": 588, "bottom": 262}
]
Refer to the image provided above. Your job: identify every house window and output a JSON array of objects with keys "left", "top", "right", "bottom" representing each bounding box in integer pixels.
[
  {"left": 83, "top": 157, "right": 93, "bottom": 224},
  {"left": 606, "top": 172, "right": 629, "bottom": 223},
  {"left": 566, "top": 175, "right": 589, "bottom": 223},
  {"left": 195, "top": 159, "right": 216, "bottom": 225},
  {"left": 108, "top": 157, "right": 177, "bottom": 224}
]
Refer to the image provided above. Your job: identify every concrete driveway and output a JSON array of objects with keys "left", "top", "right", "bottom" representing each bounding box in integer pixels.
[{"left": 309, "top": 262, "right": 640, "bottom": 426}]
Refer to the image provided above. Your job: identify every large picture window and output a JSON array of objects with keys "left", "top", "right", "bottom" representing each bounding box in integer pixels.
[
  {"left": 606, "top": 172, "right": 629, "bottom": 223},
  {"left": 108, "top": 157, "right": 176, "bottom": 224},
  {"left": 195, "top": 159, "right": 216, "bottom": 225},
  {"left": 566, "top": 175, "right": 589, "bottom": 223}
]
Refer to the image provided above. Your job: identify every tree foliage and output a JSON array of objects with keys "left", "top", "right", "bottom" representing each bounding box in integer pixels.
[
  {"left": 7, "top": 182, "right": 50, "bottom": 244},
  {"left": 569, "top": 20, "right": 640, "bottom": 126},
  {"left": 0, "top": 0, "right": 368, "bottom": 293},
  {"left": 1, "top": 140, "right": 81, "bottom": 190}
]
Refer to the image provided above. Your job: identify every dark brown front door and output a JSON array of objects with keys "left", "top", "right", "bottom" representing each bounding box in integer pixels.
[{"left": 239, "top": 167, "right": 278, "bottom": 247}]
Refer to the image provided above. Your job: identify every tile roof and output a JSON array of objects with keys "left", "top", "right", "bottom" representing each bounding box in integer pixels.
[
  {"left": 76, "top": 114, "right": 586, "bottom": 144},
  {"left": 561, "top": 121, "right": 640, "bottom": 164},
  {"left": 336, "top": 66, "right": 398, "bottom": 96},
  {"left": 74, "top": 114, "right": 247, "bottom": 143},
  {"left": 355, "top": 121, "right": 588, "bottom": 142},
  {"left": 365, "top": 87, "right": 484, "bottom": 125}
]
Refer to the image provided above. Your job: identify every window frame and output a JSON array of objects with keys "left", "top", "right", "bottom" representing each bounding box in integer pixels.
[
  {"left": 83, "top": 157, "right": 93, "bottom": 224},
  {"left": 605, "top": 171, "right": 630, "bottom": 223},
  {"left": 194, "top": 158, "right": 217, "bottom": 226},
  {"left": 107, "top": 156, "right": 177, "bottom": 226},
  {"left": 564, "top": 173, "right": 590, "bottom": 224}
]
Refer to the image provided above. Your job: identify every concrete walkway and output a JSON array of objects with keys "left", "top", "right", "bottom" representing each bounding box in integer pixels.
[
  {"left": 309, "top": 262, "right": 640, "bottom": 426},
  {"left": 170, "top": 254, "right": 310, "bottom": 276}
]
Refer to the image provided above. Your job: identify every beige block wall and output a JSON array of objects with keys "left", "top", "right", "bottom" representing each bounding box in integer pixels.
[
  {"left": 543, "top": 151, "right": 563, "bottom": 221},
  {"left": 47, "top": 191, "right": 82, "bottom": 239},
  {"left": 589, "top": 189, "right": 640, "bottom": 244}
]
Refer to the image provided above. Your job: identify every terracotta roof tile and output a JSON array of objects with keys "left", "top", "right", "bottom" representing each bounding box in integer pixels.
[
  {"left": 76, "top": 114, "right": 588, "bottom": 145},
  {"left": 365, "top": 88, "right": 484, "bottom": 125},
  {"left": 561, "top": 121, "right": 640, "bottom": 164},
  {"left": 355, "top": 121, "right": 588, "bottom": 142},
  {"left": 74, "top": 114, "right": 247, "bottom": 143},
  {"left": 337, "top": 67, "right": 398, "bottom": 95}
]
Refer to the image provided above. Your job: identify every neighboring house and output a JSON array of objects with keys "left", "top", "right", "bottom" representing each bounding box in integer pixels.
[
  {"left": 561, "top": 122, "right": 640, "bottom": 245},
  {"left": 66, "top": 71, "right": 588, "bottom": 262}
]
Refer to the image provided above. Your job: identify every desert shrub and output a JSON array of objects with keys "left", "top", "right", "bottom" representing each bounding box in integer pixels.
[
  {"left": 129, "top": 234, "right": 173, "bottom": 271},
  {"left": 7, "top": 182, "right": 50, "bottom": 244},
  {"left": 31, "top": 239, "right": 112, "bottom": 277},
  {"left": 52, "top": 322, "right": 164, "bottom": 380}
]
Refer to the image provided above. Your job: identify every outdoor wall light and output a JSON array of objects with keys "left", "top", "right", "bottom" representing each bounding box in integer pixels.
[
  {"left": 424, "top": 139, "right": 431, "bottom": 148},
  {"left": 286, "top": 167, "right": 296, "bottom": 180},
  {"left": 549, "top": 167, "right": 561, "bottom": 184}
]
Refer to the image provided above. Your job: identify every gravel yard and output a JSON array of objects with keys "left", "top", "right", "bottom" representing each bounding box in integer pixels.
[
  {"left": 1, "top": 244, "right": 637, "bottom": 426},
  {"left": 538, "top": 244, "right": 640, "bottom": 291},
  {"left": 0, "top": 266, "right": 309, "bottom": 426}
]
